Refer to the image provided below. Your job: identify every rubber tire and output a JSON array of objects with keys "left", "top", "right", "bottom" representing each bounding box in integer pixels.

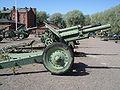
[
  {"left": 43, "top": 42, "right": 74, "bottom": 75},
  {"left": 0, "top": 36, "right": 3, "bottom": 41},
  {"left": 24, "top": 33, "right": 29, "bottom": 38}
]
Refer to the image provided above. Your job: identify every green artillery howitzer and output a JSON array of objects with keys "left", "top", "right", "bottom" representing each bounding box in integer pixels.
[
  {"left": 0, "top": 25, "right": 37, "bottom": 41},
  {"left": 0, "top": 23, "right": 111, "bottom": 75},
  {"left": 15, "top": 25, "right": 37, "bottom": 40}
]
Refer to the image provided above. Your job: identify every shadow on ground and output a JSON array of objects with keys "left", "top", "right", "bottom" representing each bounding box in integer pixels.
[
  {"left": 57, "top": 63, "right": 89, "bottom": 76},
  {"left": 0, "top": 82, "right": 2, "bottom": 86},
  {"left": 1, "top": 62, "right": 120, "bottom": 77},
  {"left": 74, "top": 52, "right": 118, "bottom": 57},
  {"left": 55, "top": 62, "right": 120, "bottom": 76},
  {"left": 79, "top": 46, "right": 98, "bottom": 48},
  {"left": 0, "top": 70, "right": 48, "bottom": 76}
]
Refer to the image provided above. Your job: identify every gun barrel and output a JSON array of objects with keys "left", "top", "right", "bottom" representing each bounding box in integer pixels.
[
  {"left": 82, "top": 24, "right": 111, "bottom": 34},
  {"left": 27, "top": 27, "right": 37, "bottom": 30},
  {"left": 81, "top": 24, "right": 101, "bottom": 30},
  {"left": 42, "top": 22, "right": 111, "bottom": 46}
]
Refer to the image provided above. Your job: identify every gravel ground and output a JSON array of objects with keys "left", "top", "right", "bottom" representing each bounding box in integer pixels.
[{"left": 0, "top": 35, "right": 120, "bottom": 90}]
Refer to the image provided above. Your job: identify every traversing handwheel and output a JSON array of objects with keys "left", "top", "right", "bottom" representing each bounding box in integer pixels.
[{"left": 43, "top": 42, "right": 74, "bottom": 74}]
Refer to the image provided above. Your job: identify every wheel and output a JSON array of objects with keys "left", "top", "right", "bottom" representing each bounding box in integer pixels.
[
  {"left": 4, "top": 31, "right": 16, "bottom": 41},
  {"left": 18, "top": 33, "right": 25, "bottom": 40},
  {"left": 24, "top": 33, "right": 29, "bottom": 38},
  {"left": 43, "top": 42, "right": 74, "bottom": 74},
  {"left": 0, "top": 36, "right": 3, "bottom": 41}
]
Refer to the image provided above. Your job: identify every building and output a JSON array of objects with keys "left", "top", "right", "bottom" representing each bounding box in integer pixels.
[
  {"left": 0, "top": 6, "right": 36, "bottom": 28},
  {"left": 0, "top": 18, "right": 24, "bottom": 31}
]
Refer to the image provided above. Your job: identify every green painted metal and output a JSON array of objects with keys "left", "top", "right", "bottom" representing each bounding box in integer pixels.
[
  {"left": 41, "top": 23, "right": 111, "bottom": 47},
  {"left": 0, "top": 42, "right": 74, "bottom": 74},
  {"left": 15, "top": 25, "right": 37, "bottom": 40},
  {"left": 0, "top": 50, "right": 43, "bottom": 69},
  {"left": 0, "top": 40, "right": 43, "bottom": 70},
  {"left": 0, "top": 23, "right": 111, "bottom": 75},
  {"left": 58, "top": 25, "right": 81, "bottom": 32},
  {"left": 82, "top": 24, "right": 111, "bottom": 34},
  {"left": 45, "top": 22, "right": 61, "bottom": 38},
  {"left": 0, "top": 25, "right": 37, "bottom": 41},
  {"left": 43, "top": 42, "right": 74, "bottom": 74}
]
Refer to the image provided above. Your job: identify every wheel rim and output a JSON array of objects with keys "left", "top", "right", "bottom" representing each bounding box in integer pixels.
[
  {"left": 19, "top": 34, "right": 24, "bottom": 39},
  {"left": 43, "top": 43, "right": 74, "bottom": 74}
]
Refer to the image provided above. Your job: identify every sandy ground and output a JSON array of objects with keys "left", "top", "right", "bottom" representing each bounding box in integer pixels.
[{"left": 0, "top": 35, "right": 120, "bottom": 90}]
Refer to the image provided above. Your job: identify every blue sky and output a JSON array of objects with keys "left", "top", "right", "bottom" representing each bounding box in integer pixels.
[{"left": 0, "top": 0, "right": 120, "bottom": 15}]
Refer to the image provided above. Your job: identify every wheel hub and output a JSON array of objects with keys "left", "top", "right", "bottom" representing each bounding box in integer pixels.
[
  {"left": 50, "top": 50, "right": 69, "bottom": 69},
  {"left": 54, "top": 55, "right": 61, "bottom": 62}
]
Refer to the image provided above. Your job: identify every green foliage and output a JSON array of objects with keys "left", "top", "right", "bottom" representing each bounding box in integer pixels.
[
  {"left": 91, "top": 4, "right": 120, "bottom": 34},
  {"left": 0, "top": 11, "right": 10, "bottom": 19},
  {"left": 49, "top": 13, "right": 66, "bottom": 28},
  {"left": 0, "top": 11, "right": 2, "bottom": 18},
  {"left": 36, "top": 11, "right": 49, "bottom": 26},
  {"left": 84, "top": 15, "right": 91, "bottom": 25},
  {"left": 64, "top": 10, "right": 85, "bottom": 27},
  {"left": 0, "top": 11, "right": 6, "bottom": 19}
]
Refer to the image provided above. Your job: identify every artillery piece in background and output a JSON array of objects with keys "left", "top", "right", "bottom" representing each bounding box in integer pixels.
[
  {"left": 0, "top": 22, "right": 111, "bottom": 75},
  {"left": 15, "top": 25, "right": 37, "bottom": 40},
  {"left": 0, "top": 25, "right": 37, "bottom": 42}
]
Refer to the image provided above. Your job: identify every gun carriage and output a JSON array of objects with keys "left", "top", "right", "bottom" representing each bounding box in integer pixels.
[{"left": 0, "top": 23, "right": 111, "bottom": 74}]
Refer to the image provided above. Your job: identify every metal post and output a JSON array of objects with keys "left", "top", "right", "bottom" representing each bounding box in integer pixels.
[{"left": 15, "top": 0, "right": 17, "bottom": 31}]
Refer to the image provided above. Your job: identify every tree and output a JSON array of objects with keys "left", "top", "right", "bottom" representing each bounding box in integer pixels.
[
  {"left": 36, "top": 11, "right": 49, "bottom": 26},
  {"left": 49, "top": 13, "right": 66, "bottom": 28},
  {"left": 0, "top": 11, "right": 6, "bottom": 19},
  {"left": 90, "top": 4, "right": 120, "bottom": 34},
  {"left": 0, "top": 11, "right": 2, "bottom": 18},
  {"left": 84, "top": 15, "right": 91, "bottom": 25},
  {"left": 0, "top": 11, "right": 11, "bottom": 19},
  {"left": 64, "top": 10, "right": 85, "bottom": 27}
]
